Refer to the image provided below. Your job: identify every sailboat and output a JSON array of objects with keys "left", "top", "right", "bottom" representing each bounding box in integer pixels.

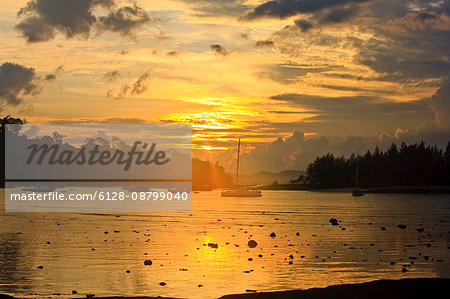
[
  {"left": 352, "top": 154, "right": 364, "bottom": 197},
  {"left": 221, "top": 139, "right": 262, "bottom": 197}
]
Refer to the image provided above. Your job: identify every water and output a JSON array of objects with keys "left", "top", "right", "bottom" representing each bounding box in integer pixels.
[{"left": 0, "top": 190, "right": 449, "bottom": 298}]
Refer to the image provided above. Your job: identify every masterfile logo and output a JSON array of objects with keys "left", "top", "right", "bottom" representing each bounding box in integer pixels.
[
  {"left": 26, "top": 141, "right": 170, "bottom": 170},
  {"left": 5, "top": 124, "right": 192, "bottom": 212}
]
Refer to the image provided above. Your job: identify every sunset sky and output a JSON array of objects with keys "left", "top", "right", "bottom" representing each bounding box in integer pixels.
[{"left": 1, "top": 0, "right": 449, "bottom": 172}]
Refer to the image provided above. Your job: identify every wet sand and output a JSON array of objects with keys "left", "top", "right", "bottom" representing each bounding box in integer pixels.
[
  {"left": 220, "top": 278, "right": 449, "bottom": 298},
  {"left": 1, "top": 278, "right": 446, "bottom": 299}
]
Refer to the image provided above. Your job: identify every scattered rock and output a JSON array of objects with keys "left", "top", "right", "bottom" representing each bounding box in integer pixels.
[
  {"left": 380, "top": 227, "right": 386, "bottom": 231},
  {"left": 329, "top": 218, "right": 339, "bottom": 226},
  {"left": 270, "top": 232, "right": 276, "bottom": 238},
  {"left": 159, "top": 282, "right": 166, "bottom": 286},
  {"left": 37, "top": 265, "right": 44, "bottom": 269},
  {"left": 126, "top": 270, "right": 131, "bottom": 273},
  {"left": 248, "top": 258, "right": 253, "bottom": 261},
  {"left": 248, "top": 240, "right": 258, "bottom": 248},
  {"left": 198, "top": 285, "right": 203, "bottom": 288},
  {"left": 402, "top": 267, "right": 408, "bottom": 273},
  {"left": 398, "top": 224, "right": 407, "bottom": 229},
  {"left": 207, "top": 243, "right": 218, "bottom": 249},
  {"left": 416, "top": 228, "right": 424, "bottom": 233},
  {"left": 296, "top": 232, "right": 300, "bottom": 236},
  {"left": 144, "top": 260, "right": 152, "bottom": 266},
  {"left": 72, "top": 290, "right": 77, "bottom": 294},
  {"left": 246, "top": 289, "right": 257, "bottom": 293}
]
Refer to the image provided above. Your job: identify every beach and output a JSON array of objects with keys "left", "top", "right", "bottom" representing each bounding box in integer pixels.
[
  {"left": 0, "top": 190, "right": 449, "bottom": 298},
  {"left": 1, "top": 278, "right": 449, "bottom": 298}
]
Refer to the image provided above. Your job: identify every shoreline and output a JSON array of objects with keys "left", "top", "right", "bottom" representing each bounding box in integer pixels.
[
  {"left": 219, "top": 278, "right": 449, "bottom": 299},
  {"left": 1, "top": 278, "right": 448, "bottom": 299},
  {"left": 250, "top": 184, "right": 450, "bottom": 193}
]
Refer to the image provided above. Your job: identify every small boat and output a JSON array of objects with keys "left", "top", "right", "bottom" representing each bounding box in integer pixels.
[
  {"left": 352, "top": 189, "right": 364, "bottom": 197},
  {"left": 221, "top": 139, "right": 262, "bottom": 197},
  {"left": 221, "top": 189, "right": 262, "bottom": 197},
  {"left": 352, "top": 154, "right": 364, "bottom": 197}
]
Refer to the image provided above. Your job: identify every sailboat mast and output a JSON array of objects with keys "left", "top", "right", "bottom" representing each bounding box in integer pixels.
[
  {"left": 236, "top": 138, "right": 240, "bottom": 187},
  {"left": 355, "top": 156, "right": 359, "bottom": 190}
]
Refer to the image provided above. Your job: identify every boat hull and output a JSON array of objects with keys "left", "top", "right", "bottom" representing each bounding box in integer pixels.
[{"left": 221, "top": 190, "right": 262, "bottom": 197}]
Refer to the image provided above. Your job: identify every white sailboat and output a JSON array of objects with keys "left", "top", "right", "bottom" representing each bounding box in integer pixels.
[{"left": 221, "top": 139, "right": 262, "bottom": 197}]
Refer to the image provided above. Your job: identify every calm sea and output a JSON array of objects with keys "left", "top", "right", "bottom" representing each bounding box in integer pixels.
[{"left": 0, "top": 190, "right": 449, "bottom": 298}]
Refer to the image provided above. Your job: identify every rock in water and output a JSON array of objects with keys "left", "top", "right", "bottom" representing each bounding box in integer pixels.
[
  {"left": 248, "top": 240, "right": 258, "bottom": 248},
  {"left": 208, "top": 243, "right": 218, "bottom": 249},
  {"left": 144, "top": 260, "right": 152, "bottom": 265},
  {"left": 329, "top": 218, "right": 339, "bottom": 226}
]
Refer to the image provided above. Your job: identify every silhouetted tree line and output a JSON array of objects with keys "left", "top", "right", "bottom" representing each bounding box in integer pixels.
[
  {"left": 1, "top": 115, "right": 25, "bottom": 188},
  {"left": 295, "top": 141, "right": 450, "bottom": 188}
]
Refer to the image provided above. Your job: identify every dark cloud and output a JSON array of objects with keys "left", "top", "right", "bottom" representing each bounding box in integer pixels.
[
  {"left": 0, "top": 62, "right": 40, "bottom": 106},
  {"left": 240, "top": 33, "right": 250, "bottom": 39},
  {"left": 45, "top": 74, "right": 57, "bottom": 81},
  {"left": 166, "top": 51, "right": 180, "bottom": 57},
  {"left": 244, "top": 0, "right": 369, "bottom": 20},
  {"left": 49, "top": 117, "right": 148, "bottom": 124},
  {"left": 271, "top": 93, "right": 431, "bottom": 117},
  {"left": 255, "top": 39, "right": 275, "bottom": 47},
  {"left": 98, "top": 4, "right": 151, "bottom": 38},
  {"left": 269, "top": 110, "right": 311, "bottom": 114},
  {"left": 416, "top": 12, "right": 438, "bottom": 22},
  {"left": 15, "top": 0, "right": 151, "bottom": 42},
  {"left": 103, "top": 70, "right": 122, "bottom": 82},
  {"left": 209, "top": 44, "right": 228, "bottom": 56},
  {"left": 44, "top": 65, "right": 64, "bottom": 82},
  {"left": 180, "top": 0, "right": 250, "bottom": 17},
  {"left": 316, "top": 6, "right": 359, "bottom": 24},
  {"left": 293, "top": 19, "right": 313, "bottom": 32},
  {"left": 106, "top": 71, "right": 151, "bottom": 100},
  {"left": 269, "top": 93, "right": 435, "bottom": 137},
  {"left": 429, "top": 76, "right": 450, "bottom": 128},
  {"left": 131, "top": 71, "right": 150, "bottom": 95},
  {"left": 355, "top": 18, "right": 450, "bottom": 79},
  {"left": 256, "top": 64, "right": 328, "bottom": 84}
]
